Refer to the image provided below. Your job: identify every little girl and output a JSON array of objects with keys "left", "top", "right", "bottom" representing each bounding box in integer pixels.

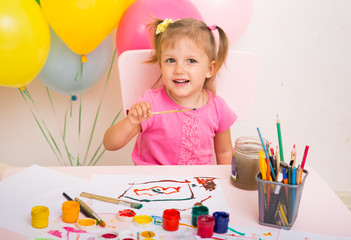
[{"left": 104, "top": 18, "right": 237, "bottom": 165}]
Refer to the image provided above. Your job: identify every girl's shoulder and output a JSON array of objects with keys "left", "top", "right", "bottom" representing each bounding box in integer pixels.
[
  {"left": 207, "top": 91, "right": 237, "bottom": 119},
  {"left": 207, "top": 91, "right": 228, "bottom": 107},
  {"left": 143, "top": 86, "right": 167, "bottom": 99}
]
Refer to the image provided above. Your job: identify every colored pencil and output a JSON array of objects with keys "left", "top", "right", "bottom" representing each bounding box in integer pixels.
[
  {"left": 276, "top": 115, "right": 285, "bottom": 163},
  {"left": 257, "top": 127, "right": 269, "bottom": 159},
  {"left": 289, "top": 144, "right": 296, "bottom": 167},
  {"left": 257, "top": 127, "right": 276, "bottom": 181},
  {"left": 301, "top": 145, "right": 309, "bottom": 169},
  {"left": 149, "top": 108, "right": 196, "bottom": 115}
]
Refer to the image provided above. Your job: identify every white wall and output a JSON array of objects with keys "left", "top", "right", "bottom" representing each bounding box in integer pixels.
[{"left": 0, "top": 0, "right": 350, "bottom": 192}]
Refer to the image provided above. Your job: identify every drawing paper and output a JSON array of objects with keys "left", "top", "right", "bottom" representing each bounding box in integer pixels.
[
  {"left": 89, "top": 174, "right": 231, "bottom": 217},
  {"left": 0, "top": 165, "right": 92, "bottom": 236}
]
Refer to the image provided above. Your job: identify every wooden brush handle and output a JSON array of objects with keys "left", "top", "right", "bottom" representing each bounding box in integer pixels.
[
  {"left": 74, "top": 197, "right": 98, "bottom": 219},
  {"left": 80, "top": 192, "right": 121, "bottom": 205}
]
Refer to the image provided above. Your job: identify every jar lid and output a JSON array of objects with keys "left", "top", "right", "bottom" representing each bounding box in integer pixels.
[
  {"left": 62, "top": 200, "right": 80, "bottom": 210},
  {"left": 163, "top": 208, "right": 180, "bottom": 220},
  {"left": 234, "top": 136, "right": 268, "bottom": 154},
  {"left": 31, "top": 206, "right": 49, "bottom": 217}
]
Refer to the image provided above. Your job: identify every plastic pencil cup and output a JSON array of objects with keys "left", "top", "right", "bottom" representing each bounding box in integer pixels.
[{"left": 256, "top": 169, "right": 308, "bottom": 230}]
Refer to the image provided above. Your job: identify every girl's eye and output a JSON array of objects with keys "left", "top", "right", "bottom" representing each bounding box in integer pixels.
[
  {"left": 166, "top": 58, "right": 175, "bottom": 63},
  {"left": 188, "top": 59, "right": 197, "bottom": 63}
]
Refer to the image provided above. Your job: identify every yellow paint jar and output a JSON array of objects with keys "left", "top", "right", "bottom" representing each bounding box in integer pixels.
[
  {"left": 77, "top": 218, "right": 97, "bottom": 231},
  {"left": 133, "top": 215, "right": 153, "bottom": 228},
  {"left": 62, "top": 200, "right": 80, "bottom": 223},
  {"left": 31, "top": 206, "right": 49, "bottom": 228}
]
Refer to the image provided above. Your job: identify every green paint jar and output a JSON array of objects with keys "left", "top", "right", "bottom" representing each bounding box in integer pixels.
[{"left": 191, "top": 205, "right": 209, "bottom": 226}]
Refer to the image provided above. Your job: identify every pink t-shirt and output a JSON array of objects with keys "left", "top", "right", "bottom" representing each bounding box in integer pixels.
[{"left": 132, "top": 87, "right": 237, "bottom": 165}]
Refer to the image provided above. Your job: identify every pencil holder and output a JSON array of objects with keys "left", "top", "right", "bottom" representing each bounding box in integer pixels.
[{"left": 256, "top": 169, "right": 308, "bottom": 230}]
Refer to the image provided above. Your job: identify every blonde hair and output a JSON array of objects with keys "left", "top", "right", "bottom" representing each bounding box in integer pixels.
[{"left": 147, "top": 18, "right": 228, "bottom": 94}]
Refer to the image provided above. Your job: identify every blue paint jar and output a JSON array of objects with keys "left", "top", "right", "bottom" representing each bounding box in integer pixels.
[{"left": 213, "top": 211, "right": 229, "bottom": 233}]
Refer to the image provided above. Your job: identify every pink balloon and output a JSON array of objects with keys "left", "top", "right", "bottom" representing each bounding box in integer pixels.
[
  {"left": 190, "top": 0, "right": 253, "bottom": 45},
  {"left": 116, "top": 0, "right": 203, "bottom": 55}
]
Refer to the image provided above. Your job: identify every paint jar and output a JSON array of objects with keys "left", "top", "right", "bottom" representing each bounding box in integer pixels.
[
  {"left": 62, "top": 200, "right": 80, "bottom": 223},
  {"left": 191, "top": 205, "right": 209, "bottom": 226},
  {"left": 77, "top": 218, "right": 97, "bottom": 231},
  {"left": 117, "top": 209, "right": 136, "bottom": 223},
  {"left": 31, "top": 206, "right": 49, "bottom": 228},
  {"left": 213, "top": 211, "right": 229, "bottom": 233},
  {"left": 140, "top": 230, "right": 157, "bottom": 239},
  {"left": 162, "top": 208, "right": 180, "bottom": 231},
  {"left": 133, "top": 215, "right": 153, "bottom": 228},
  {"left": 231, "top": 136, "right": 268, "bottom": 190},
  {"left": 118, "top": 231, "right": 136, "bottom": 240},
  {"left": 197, "top": 215, "right": 215, "bottom": 238},
  {"left": 99, "top": 232, "right": 119, "bottom": 239}
]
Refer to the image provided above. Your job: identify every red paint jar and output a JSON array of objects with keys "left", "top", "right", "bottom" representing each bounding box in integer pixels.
[
  {"left": 197, "top": 215, "right": 215, "bottom": 238},
  {"left": 162, "top": 209, "right": 180, "bottom": 231}
]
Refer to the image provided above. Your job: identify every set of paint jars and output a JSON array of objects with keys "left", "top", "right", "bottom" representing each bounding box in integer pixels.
[
  {"left": 197, "top": 212, "right": 230, "bottom": 238},
  {"left": 191, "top": 206, "right": 230, "bottom": 238}
]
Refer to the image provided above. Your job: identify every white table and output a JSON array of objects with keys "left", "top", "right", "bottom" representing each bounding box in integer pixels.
[{"left": 1, "top": 165, "right": 350, "bottom": 239}]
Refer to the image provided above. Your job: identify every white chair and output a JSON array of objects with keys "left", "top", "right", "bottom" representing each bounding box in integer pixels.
[{"left": 117, "top": 49, "right": 259, "bottom": 121}]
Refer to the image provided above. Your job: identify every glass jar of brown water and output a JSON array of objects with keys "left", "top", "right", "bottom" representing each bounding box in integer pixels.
[{"left": 231, "top": 136, "right": 268, "bottom": 190}]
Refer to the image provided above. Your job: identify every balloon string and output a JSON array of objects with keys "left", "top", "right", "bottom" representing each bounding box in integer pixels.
[
  {"left": 63, "top": 98, "right": 78, "bottom": 166},
  {"left": 76, "top": 66, "right": 83, "bottom": 166},
  {"left": 90, "top": 109, "right": 122, "bottom": 166},
  {"left": 46, "top": 87, "right": 75, "bottom": 166},
  {"left": 19, "top": 88, "right": 64, "bottom": 166},
  {"left": 21, "top": 88, "right": 37, "bottom": 104},
  {"left": 84, "top": 49, "right": 117, "bottom": 165}
]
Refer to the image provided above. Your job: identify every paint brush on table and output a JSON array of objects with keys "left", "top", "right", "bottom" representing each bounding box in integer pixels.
[
  {"left": 80, "top": 192, "right": 143, "bottom": 209},
  {"left": 74, "top": 197, "right": 106, "bottom": 227},
  {"left": 149, "top": 108, "right": 196, "bottom": 115}
]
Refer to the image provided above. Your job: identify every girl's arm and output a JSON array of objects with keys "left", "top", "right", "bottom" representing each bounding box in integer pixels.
[
  {"left": 214, "top": 128, "right": 233, "bottom": 165},
  {"left": 103, "top": 102, "right": 151, "bottom": 150}
]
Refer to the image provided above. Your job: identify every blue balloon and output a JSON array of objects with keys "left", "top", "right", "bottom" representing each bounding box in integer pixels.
[{"left": 38, "top": 28, "right": 113, "bottom": 95}]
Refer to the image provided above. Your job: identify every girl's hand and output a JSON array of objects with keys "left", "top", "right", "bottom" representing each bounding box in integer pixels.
[{"left": 127, "top": 102, "right": 152, "bottom": 125}]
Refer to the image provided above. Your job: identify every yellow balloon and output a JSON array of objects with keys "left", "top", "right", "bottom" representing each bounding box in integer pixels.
[
  {"left": 0, "top": 0, "right": 50, "bottom": 88},
  {"left": 41, "top": 0, "right": 121, "bottom": 55}
]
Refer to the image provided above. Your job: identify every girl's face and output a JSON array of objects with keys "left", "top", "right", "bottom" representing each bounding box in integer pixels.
[{"left": 160, "top": 38, "right": 215, "bottom": 107}]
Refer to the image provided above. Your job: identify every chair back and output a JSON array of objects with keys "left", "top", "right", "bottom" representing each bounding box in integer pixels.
[{"left": 118, "top": 49, "right": 258, "bottom": 121}]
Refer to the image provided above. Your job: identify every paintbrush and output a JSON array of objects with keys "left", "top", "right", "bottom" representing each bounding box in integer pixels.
[
  {"left": 149, "top": 108, "right": 196, "bottom": 115},
  {"left": 74, "top": 197, "right": 106, "bottom": 227},
  {"left": 80, "top": 192, "right": 143, "bottom": 209}
]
